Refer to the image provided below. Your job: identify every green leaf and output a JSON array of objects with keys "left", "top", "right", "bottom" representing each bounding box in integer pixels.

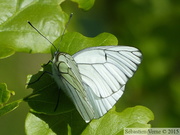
[
  {"left": 81, "top": 106, "right": 154, "bottom": 135},
  {"left": 0, "top": 47, "right": 15, "bottom": 59},
  {"left": 0, "top": 0, "right": 97, "bottom": 58},
  {"left": 0, "top": 83, "right": 21, "bottom": 116},
  {"left": 25, "top": 110, "right": 87, "bottom": 135},
  {"left": 25, "top": 112, "right": 57, "bottom": 135},
  {"left": 25, "top": 64, "right": 75, "bottom": 115},
  {"left": 0, "top": 83, "right": 15, "bottom": 105},
  {"left": 0, "top": 0, "right": 68, "bottom": 58},
  {"left": 71, "top": 0, "right": 95, "bottom": 10},
  {"left": 53, "top": 32, "right": 118, "bottom": 55},
  {"left": 0, "top": 100, "right": 21, "bottom": 116},
  {"left": 25, "top": 106, "right": 154, "bottom": 135}
]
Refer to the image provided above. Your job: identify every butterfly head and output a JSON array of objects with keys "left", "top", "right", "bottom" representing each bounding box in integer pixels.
[{"left": 52, "top": 49, "right": 61, "bottom": 63}]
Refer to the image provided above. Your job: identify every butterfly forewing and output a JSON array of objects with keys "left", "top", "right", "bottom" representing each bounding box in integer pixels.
[{"left": 52, "top": 52, "right": 94, "bottom": 122}]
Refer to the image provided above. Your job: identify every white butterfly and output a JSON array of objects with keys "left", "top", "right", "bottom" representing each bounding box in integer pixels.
[
  {"left": 51, "top": 45, "right": 142, "bottom": 123},
  {"left": 27, "top": 19, "right": 141, "bottom": 123}
]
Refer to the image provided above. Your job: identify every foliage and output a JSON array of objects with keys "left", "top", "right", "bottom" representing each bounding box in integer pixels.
[
  {"left": 0, "top": 83, "right": 20, "bottom": 116},
  {"left": 25, "top": 106, "right": 153, "bottom": 135},
  {"left": 0, "top": 0, "right": 158, "bottom": 135}
]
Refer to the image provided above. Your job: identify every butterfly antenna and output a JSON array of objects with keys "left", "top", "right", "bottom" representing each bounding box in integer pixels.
[
  {"left": 28, "top": 21, "right": 58, "bottom": 52},
  {"left": 57, "top": 13, "right": 73, "bottom": 51}
]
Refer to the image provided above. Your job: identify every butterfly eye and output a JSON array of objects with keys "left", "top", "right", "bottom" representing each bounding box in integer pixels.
[{"left": 54, "top": 51, "right": 58, "bottom": 56}]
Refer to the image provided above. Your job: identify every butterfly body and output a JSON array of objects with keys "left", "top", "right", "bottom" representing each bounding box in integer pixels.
[{"left": 51, "top": 46, "right": 142, "bottom": 122}]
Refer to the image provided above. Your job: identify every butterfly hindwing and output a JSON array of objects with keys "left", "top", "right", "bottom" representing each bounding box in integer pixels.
[{"left": 73, "top": 46, "right": 142, "bottom": 119}]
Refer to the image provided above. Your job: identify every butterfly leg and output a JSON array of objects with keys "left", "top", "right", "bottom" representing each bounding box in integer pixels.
[
  {"left": 41, "top": 60, "right": 52, "bottom": 67},
  {"left": 27, "top": 71, "right": 52, "bottom": 85},
  {"left": 54, "top": 88, "right": 61, "bottom": 112}
]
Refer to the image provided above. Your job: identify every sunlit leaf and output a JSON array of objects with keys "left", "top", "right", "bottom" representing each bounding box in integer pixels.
[
  {"left": 71, "top": 0, "right": 95, "bottom": 10},
  {"left": 53, "top": 32, "right": 118, "bottom": 55},
  {"left": 25, "top": 106, "right": 154, "bottom": 135},
  {"left": 0, "top": 83, "right": 15, "bottom": 105},
  {"left": 0, "top": 0, "right": 96, "bottom": 58},
  {"left": 0, "top": 47, "right": 15, "bottom": 59},
  {"left": 0, "top": 83, "right": 21, "bottom": 116},
  {"left": 25, "top": 110, "right": 87, "bottom": 135},
  {"left": 0, "top": 0, "right": 68, "bottom": 58},
  {"left": 0, "top": 100, "right": 21, "bottom": 116},
  {"left": 81, "top": 106, "right": 154, "bottom": 135}
]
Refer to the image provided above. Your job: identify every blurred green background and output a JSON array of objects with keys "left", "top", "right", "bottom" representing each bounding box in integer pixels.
[{"left": 0, "top": 0, "right": 180, "bottom": 134}]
